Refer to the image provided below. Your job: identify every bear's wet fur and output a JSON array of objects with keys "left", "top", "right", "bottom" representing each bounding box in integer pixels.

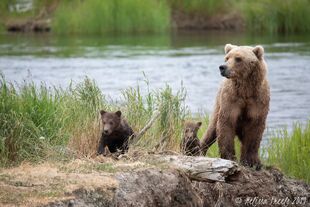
[
  {"left": 181, "top": 121, "right": 202, "bottom": 156},
  {"left": 201, "top": 44, "right": 270, "bottom": 169},
  {"left": 98, "top": 110, "right": 134, "bottom": 155}
]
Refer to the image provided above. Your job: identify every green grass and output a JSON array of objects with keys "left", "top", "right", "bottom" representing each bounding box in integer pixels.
[
  {"left": 1, "top": 0, "right": 310, "bottom": 34},
  {"left": 0, "top": 75, "right": 187, "bottom": 166},
  {"left": 263, "top": 122, "right": 310, "bottom": 183},
  {"left": 242, "top": 0, "right": 310, "bottom": 34},
  {"left": 0, "top": 75, "right": 105, "bottom": 166},
  {"left": 52, "top": 0, "right": 170, "bottom": 34},
  {"left": 169, "top": 0, "right": 234, "bottom": 15},
  {"left": 1, "top": 75, "right": 309, "bottom": 183}
]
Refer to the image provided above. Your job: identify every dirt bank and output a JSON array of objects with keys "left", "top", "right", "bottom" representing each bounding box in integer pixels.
[
  {"left": 171, "top": 9, "right": 244, "bottom": 31},
  {"left": 0, "top": 153, "right": 309, "bottom": 207}
]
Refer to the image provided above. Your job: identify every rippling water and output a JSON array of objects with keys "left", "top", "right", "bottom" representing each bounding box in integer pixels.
[{"left": 0, "top": 32, "right": 309, "bottom": 141}]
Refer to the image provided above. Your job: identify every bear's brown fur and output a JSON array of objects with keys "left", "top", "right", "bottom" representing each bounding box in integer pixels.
[
  {"left": 181, "top": 121, "right": 202, "bottom": 156},
  {"left": 98, "top": 110, "right": 134, "bottom": 155},
  {"left": 201, "top": 44, "right": 270, "bottom": 169}
]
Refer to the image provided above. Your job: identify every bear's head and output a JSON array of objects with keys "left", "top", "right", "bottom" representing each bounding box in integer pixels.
[
  {"left": 100, "top": 110, "right": 122, "bottom": 135},
  {"left": 183, "top": 121, "right": 202, "bottom": 140},
  {"left": 219, "top": 44, "right": 265, "bottom": 80}
]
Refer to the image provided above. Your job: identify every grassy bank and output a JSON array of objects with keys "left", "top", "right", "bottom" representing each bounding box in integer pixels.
[
  {"left": 243, "top": 0, "right": 310, "bottom": 34},
  {"left": 1, "top": 0, "right": 310, "bottom": 34},
  {"left": 52, "top": 0, "right": 170, "bottom": 34},
  {"left": 0, "top": 75, "right": 186, "bottom": 166},
  {"left": 263, "top": 123, "right": 310, "bottom": 183},
  {"left": 1, "top": 76, "right": 309, "bottom": 183}
]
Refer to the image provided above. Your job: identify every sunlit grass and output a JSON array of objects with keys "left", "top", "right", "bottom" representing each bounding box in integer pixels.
[
  {"left": 169, "top": 0, "right": 234, "bottom": 15},
  {"left": 242, "top": 0, "right": 310, "bottom": 34},
  {"left": 0, "top": 75, "right": 105, "bottom": 166},
  {"left": 52, "top": 0, "right": 170, "bottom": 34},
  {"left": 0, "top": 75, "right": 188, "bottom": 166},
  {"left": 262, "top": 122, "right": 310, "bottom": 183},
  {"left": 1, "top": 75, "right": 309, "bottom": 183}
]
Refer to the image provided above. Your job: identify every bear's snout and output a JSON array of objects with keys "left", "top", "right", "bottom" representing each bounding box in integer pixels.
[{"left": 219, "top": 65, "right": 230, "bottom": 78}]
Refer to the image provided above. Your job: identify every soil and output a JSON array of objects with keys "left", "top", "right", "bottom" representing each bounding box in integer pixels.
[{"left": 0, "top": 153, "right": 309, "bottom": 207}]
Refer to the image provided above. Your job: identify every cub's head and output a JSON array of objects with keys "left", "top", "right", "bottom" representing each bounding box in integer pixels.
[
  {"left": 100, "top": 110, "right": 122, "bottom": 135},
  {"left": 219, "top": 44, "right": 265, "bottom": 79},
  {"left": 183, "top": 121, "right": 202, "bottom": 140}
]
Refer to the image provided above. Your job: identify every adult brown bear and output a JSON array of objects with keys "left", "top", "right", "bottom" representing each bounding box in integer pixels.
[{"left": 201, "top": 44, "right": 270, "bottom": 169}]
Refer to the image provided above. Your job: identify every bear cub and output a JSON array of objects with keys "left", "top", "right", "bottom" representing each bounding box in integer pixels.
[
  {"left": 181, "top": 121, "right": 202, "bottom": 156},
  {"left": 98, "top": 110, "right": 134, "bottom": 155}
]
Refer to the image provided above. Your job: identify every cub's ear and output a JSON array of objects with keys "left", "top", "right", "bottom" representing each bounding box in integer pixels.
[
  {"left": 225, "top": 44, "right": 237, "bottom": 54},
  {"left": 100, "top": 110, "right": 106, "bottom": 116},
  {"left": 115, "top": 110, "right": 122, "bottom": 117},
  {"left": 253, "top": 45, "right": 264, "bottom": 59},
  {"left": 196, "top": 122, "right": 202, "bottom": 128}
]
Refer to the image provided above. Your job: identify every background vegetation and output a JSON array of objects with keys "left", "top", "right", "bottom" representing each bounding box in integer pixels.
[
  {"left": 1, "top": 0, "right": 310, "bottom": 34},
  {"left": 263, "top": 123, "right": 310, "bottom": 182},
  {"left": 1, "top": 76, "right": 309, "bottom": 183}
]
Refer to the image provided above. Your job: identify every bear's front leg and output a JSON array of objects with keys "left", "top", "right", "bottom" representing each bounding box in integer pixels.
[
  {"left": 97, "top": 135, "right": 107, "bottom": 155},
  {"left": 240, "top": 118, "right": 265, "bottom": 170},
  {"left": 216, "top": 120, "right": 237, "bottom": 161}
]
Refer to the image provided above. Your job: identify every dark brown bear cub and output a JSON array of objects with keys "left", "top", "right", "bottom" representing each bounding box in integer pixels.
[
  {"left": 98, "top": 110, "right": 134, "bottom": 155},
  {"left": 181, "top": 121, "right": 202, "bottom": 156}
]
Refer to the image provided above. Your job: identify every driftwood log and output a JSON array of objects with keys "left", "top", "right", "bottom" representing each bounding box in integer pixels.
[{"left": 154, "top": 155, "right": 239, "bottom": 182}]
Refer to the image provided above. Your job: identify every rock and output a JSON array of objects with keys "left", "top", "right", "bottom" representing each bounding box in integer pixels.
[{"left": 114, "top": 169, "right": 203, "bottom": 207}]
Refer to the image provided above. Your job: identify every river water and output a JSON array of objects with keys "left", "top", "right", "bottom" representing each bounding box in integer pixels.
[{"left": 0, "top": 32, "right": 309, "bottom": 140}]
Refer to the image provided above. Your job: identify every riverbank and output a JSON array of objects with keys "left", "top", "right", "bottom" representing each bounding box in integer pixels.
[
  {"left": 1, "top": 0, "right": 310, "bottom": 34},
  {"left": 0, "top": 153, "right": 309, "bottom": 206},
  {"left": 0, "top": 76, "right": 309, "bottom": 183}
]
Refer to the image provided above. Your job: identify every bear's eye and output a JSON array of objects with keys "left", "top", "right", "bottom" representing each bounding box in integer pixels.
[
  {"left": 109, "top": 121, "right": 113, "bottom": 125},
  {"left": 185, "top": 129, "right": 189, "bottom": 133},
  {"left": 103, "top": 121, "right": 106, "bottom": 125},
  {"left": 235, "top": 57, "right": 242, "bottom": 62}
]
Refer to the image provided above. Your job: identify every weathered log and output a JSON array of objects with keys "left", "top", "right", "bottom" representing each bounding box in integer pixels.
[
  {"left": 154, "top": 155, "right": 239, "bottom": 182},
  {"left": 129, "top": 110, "right": 160, "bottom": 145}
]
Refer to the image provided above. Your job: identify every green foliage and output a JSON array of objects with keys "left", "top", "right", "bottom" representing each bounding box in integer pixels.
[
  {"left": 52, "top": 0, "right": 170, "bottom": 34},
  {"left": 0, "top": 75, "right": 188, "bottom": 165},
  {"left": 0, "top": 75, "right": 105, "bottom": 166},
  {"left": 263, "top": 122, "right": 310, "bottom": 183},
  {"left": 169, "top": 0, "right": 234, "bottom": 15},
  {"left": 243, "top": 0, "right": 310, "bottom": 34},
  {"left": 122, "top": 80, "right": 188, "bottom": 151}
]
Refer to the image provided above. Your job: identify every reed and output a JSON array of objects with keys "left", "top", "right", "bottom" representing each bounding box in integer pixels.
[
  {"left": 52, "top": 0, "right": 170, "bottom": 34},
  {"left": 263, "top": 122, "right": 310, "bottom": 183}
]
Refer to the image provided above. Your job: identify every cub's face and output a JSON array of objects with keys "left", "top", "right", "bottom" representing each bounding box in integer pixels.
[
  {"left": 184, "top": 121, "right": 202, "bottom": 140},
  {"left": 219, "top": 44, "right": 264, "bottom": 79},
  {"left": 100, "top": 110, "right": 122, "bottom": 135}
]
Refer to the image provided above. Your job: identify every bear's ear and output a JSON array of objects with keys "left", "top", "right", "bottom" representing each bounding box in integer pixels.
[
  {"left": 224, "top": 44, "right": 236, "bottom": 54},
  {"left": 196, "top": 122, "right": 202, "bottom": 128},
  {"left": 115, "top": 110, "right": 122, "bottom": 117},
  {"left": 100, "top": 110, "right": 106, "bottom": 116},
  {"left": 253, "top": 45, "right": 264, "bottom": 59}
]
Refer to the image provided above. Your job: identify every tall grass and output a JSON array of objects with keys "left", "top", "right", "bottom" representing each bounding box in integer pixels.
[
  {"left": 52, "top": 0, "right": 170, "bottom": 34},
  {"left": 0, "top": 75, "right": 188, "bottom": 166},
  {"left": 263, "top": 122, "right": 310, "bottom": 183},
  {"left": 1, "top": 75, "right": 309, "bottom": 183},
  {"left": 0, "top": 75, "right": 105, "bottom": 166},
  {"left": 242, "top": 0, "right": 310, "bottom": 34},
  {"left": 121, "top": 81, "right": 188, "bottom": 151}
]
